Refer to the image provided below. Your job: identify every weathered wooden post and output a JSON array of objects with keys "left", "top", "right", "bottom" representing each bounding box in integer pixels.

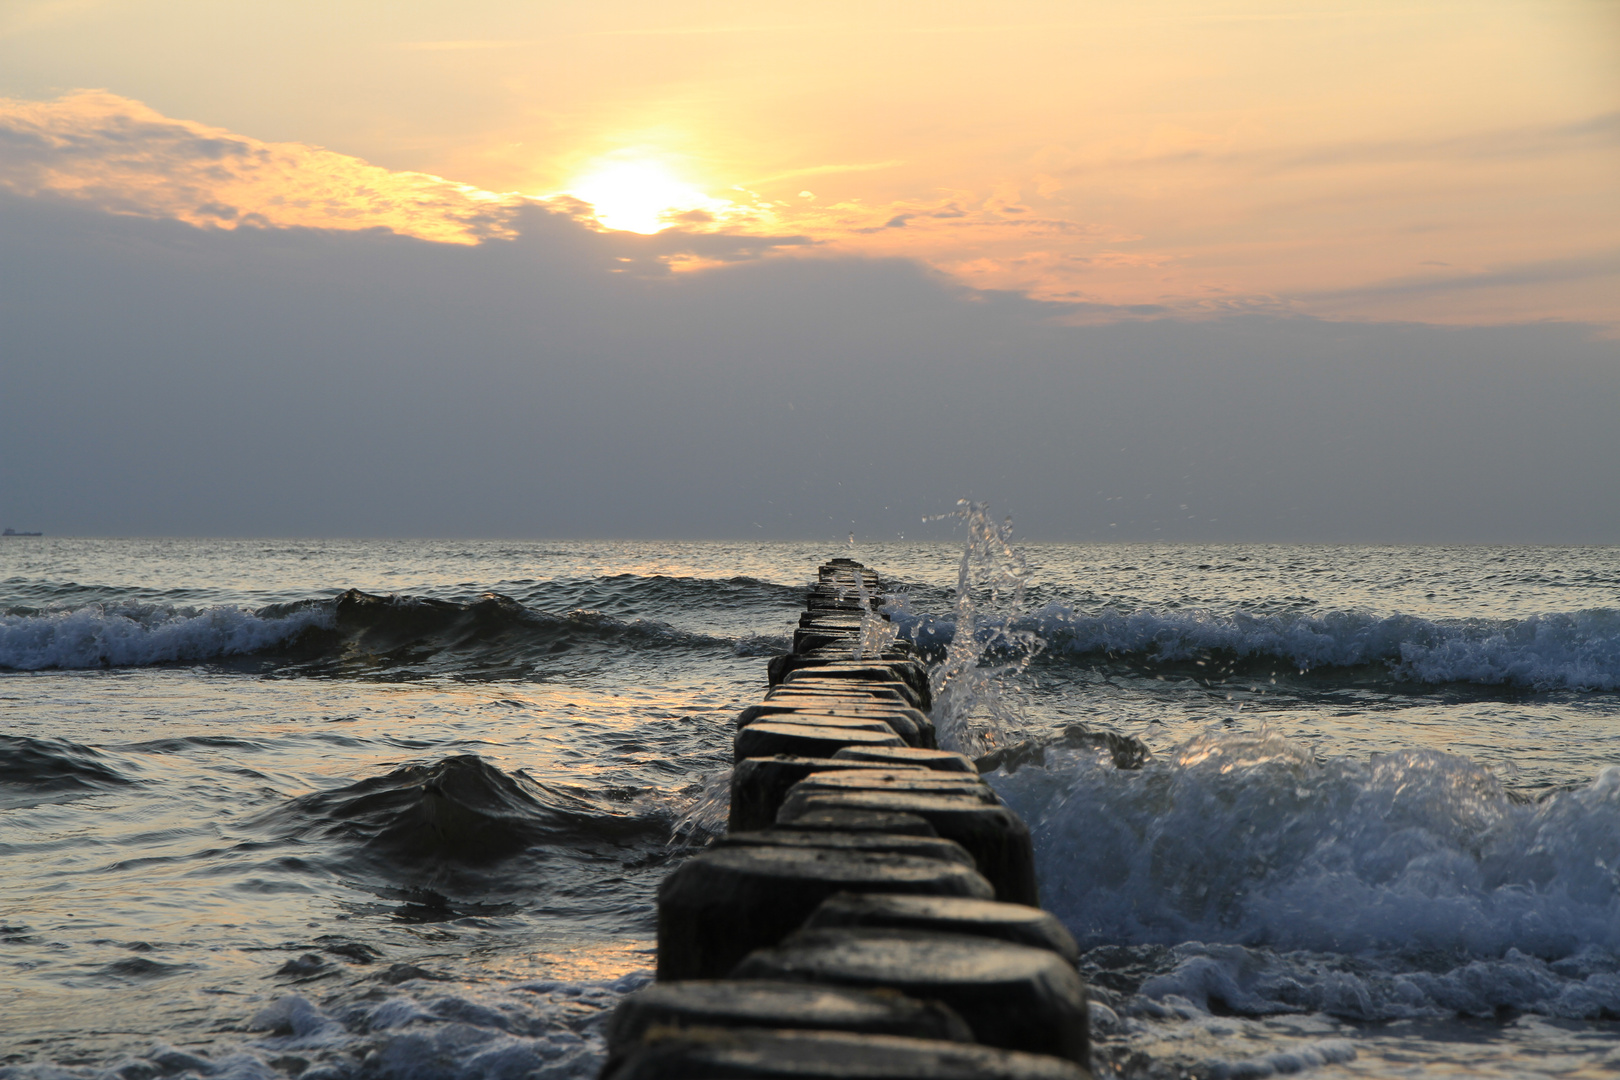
[{"left": 601, "top": 559, "right": 1093, "bottom": 1080}]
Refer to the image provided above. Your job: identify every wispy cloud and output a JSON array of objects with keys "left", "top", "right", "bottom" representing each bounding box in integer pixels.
[
  {"left": 0, "top": 0, "right": 105, "bottom": 42},
  {"left": 742, "top": 161, "right": 904, "bottom": 185},
  {"left": 1295, "top": 250, "right": 1620, "bottom": 303},
  {"left": 1263, "top": 112, "right": 1620, "bottom": 172},
  {"left": 387, "top": 40, "right": 535, "bottom": 51},
  {"left": 575, "top": 9, "right": 1435, "bottom": 40},
  {"left": 580, "top": 24, "right": 828, "bottom": 37},
  {"left": 1082, "top": 111, "right": 1620, "bottom": 176}
]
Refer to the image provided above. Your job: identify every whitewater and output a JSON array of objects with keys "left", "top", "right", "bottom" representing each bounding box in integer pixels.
[{"left": 1, "top": 537, "right": 1617, "bottom": 1078}]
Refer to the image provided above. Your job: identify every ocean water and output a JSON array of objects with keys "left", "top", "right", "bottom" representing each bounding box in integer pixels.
[{"left": 1, "top": 536, "right": 1617, "bottom": 1079}]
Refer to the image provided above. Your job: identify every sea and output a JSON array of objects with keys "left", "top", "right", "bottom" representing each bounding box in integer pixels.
[{"left": 1, "top": 534, "right": 1617, "bottom": 1079}]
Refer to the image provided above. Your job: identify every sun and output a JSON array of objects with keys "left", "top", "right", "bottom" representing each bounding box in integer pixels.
[{"left": 565, "top": 159, "right": 722, "bottom": 234}]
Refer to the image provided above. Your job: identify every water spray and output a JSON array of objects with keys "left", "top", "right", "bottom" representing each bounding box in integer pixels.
[{"left": 924, "top": 500, "right": 1045, "bottom": 756}]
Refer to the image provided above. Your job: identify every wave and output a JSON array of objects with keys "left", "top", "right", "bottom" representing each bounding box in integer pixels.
[
  {"left": 0, "top": 600, "right": 334, "bottom": 671},
  {"left": 513, "top": 571, "right": 805, "bottom": 614},
  {"left": 0, "top": 735, "right": 136, "bottom": 810},
  {"left": 297, "top": 589, "right": 786, "bottom": 675},
  {"left": 1125, "top": 940, "right": 1620, "bottom": 1024},
  {"left": 240, "top": 974, "right": 650, "bottom": 1079},
  {"left": 0, "top": 587, "right": 788, "bottom": 672},
  {"left": 253, "top": 754, "right": 665, "bottom": 866},
  {"left": 889, "top": 603, "right": 1620, "bottom": 691},
  {"left": 0, "top": 971, "right": 649, "bottom": 1080},
  {"left": 990, "top": 729, "right": 1620, "bottom": 1019}
]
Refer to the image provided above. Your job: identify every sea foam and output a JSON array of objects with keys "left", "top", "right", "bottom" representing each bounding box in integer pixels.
[
  {"left": 991, "top": 729, "right": 1620, "bottom": 1018},
  {"left": 0, "top": 601, "right": 333, "bottom": 671},
  {"left": 0, "top": 972, "right": 648, "bottom": 1080}
]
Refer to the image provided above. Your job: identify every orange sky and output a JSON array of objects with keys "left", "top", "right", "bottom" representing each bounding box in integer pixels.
[{"left": 2, "top": 0, "right": 1616, "bottom": 325}]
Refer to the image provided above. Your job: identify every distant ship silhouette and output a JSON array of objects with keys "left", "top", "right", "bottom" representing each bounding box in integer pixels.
[{"left": 2, "top": 528, "right": 42, "bottom": 536}]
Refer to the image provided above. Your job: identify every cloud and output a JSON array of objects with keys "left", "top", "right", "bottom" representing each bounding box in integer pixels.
[
  {"left": 0, "top": 90, "right": 527, "bottom": 243},
  {"left": 742, "top": 161, "right": 906, "bottom": 185},
  {"left": 0, "top": 91, "right": 817, "bottom": 266},
  {"left": 4, "top": 92, "right": 1607, "bottom": 327},
  {"left": 387, "top": 40, "right": 535, "bottom": 51},
  {"left": 1297, "top": 250, "right": 1620, "bottom": 304},
  {"left": 1076, "top": 111, "right": 1620, "bottom": 176},
  {"left": 0, "top": 0, "right": 103, "bottom": 41},
  {"left": 1263, "top": 111, "right": 1620, "bottom": 173},
  {"left": 1, "top": 192, "right": 1615, "bottom": 543}
]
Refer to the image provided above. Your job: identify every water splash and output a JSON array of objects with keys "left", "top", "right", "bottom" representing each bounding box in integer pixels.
[
  {"left": 923, "top": 500, "right": 1044, "bottom": 756},
  {"left": 665, "top": 769, "right": 732, "bottom": 845},
  {"left": 849, "top": 568, "right": 898, "bottom": 662}
]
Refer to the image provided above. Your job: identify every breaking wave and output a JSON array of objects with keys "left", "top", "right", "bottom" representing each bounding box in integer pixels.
[
  {"left": 237, "top": 972, "right": 649, "bottom": 1080},
  {"left": 0, "top": 586, "right": 788, "bottom": 672},
  {"left": 891, "top": 603, "right": 1620, "bottom": 691},
  {"left": 0, "top": 600, "right": 334, "bottom": 671},
  {"left": 1126, "top": 940, "right": 1620, "bottom": 1024},
  {"left": 991, "top": 728, "right": 1620, "bottom": 1021},
  {"left": 0, "top": 971, "right": 648, "bottom": 1080}
]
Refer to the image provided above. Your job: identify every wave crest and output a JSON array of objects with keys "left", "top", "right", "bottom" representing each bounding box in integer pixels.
[
  {"left": 891, "top": 603, "right": 1620, "bottom": 691},
  {"left": 0, "top": 586, "right": 787, "bottom": 672},
  {"left": 255, "top": 754, "right": 662, "bottom": 865},
  {"left": 0, "top": 600, "right": 332, "bottom": 671},
  {"left": 993, "top": 729, "right": 1620, "bottom": 958},
  {"left": 0, "top": 735, "right": 136, "bottom": 809}
]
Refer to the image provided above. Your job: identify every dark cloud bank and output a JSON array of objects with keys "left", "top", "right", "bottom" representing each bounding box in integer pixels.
[{"left": 2, "top": 195, "right": 1616, "bottom": 543}]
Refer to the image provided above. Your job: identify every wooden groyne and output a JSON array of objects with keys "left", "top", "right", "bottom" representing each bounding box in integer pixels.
[{"left": 599, "top": 558, "right": 1092, "bottom": 1080}]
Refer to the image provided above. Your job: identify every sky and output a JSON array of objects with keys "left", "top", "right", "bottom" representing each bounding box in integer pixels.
[{"left": 1, "top": 0, "right": 1616, "bottom": 541}]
